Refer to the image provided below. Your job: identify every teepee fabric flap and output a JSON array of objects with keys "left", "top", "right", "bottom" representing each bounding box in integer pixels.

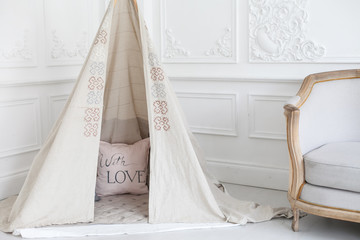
[{"left": 0, "top": 3, "right": 114, "bottom": 232}]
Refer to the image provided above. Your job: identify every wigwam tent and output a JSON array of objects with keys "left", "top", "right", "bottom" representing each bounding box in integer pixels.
[{"left": 0, "top": 0, "right": 291, "bottom": 236}]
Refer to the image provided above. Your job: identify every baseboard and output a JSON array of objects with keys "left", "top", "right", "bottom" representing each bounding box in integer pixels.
[
  {"left": 207, "top": 159, "right": 288, "bottom": 191},
  {"left": 0, "top": 170, "right": 28, "bottom": 200}
]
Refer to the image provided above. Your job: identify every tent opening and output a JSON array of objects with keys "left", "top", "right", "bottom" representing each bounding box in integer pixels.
[{"left": 93, "top": 0, "right": 150, "bottom": 224}]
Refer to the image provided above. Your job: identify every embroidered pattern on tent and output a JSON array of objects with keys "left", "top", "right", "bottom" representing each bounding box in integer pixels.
[
  {"left": 85, "top": 64, "right": 104, "bottom": 135},
  {"left": 151, "top": 83, "right": 166, "bottom": 98},
  {"left": 88, "top": 77, "right": 104, "bottom": 90},
  {"left": 84, "top": 108, "right": 100, "bottom": 122},
  {"left": 83, "top": 9, "right": 111, "bottom": 138},
  {"left": 153, "top": 101, "right": 168, "bottom": 114},
  {"left": 84, "top": 123, "right": 99, "bottom": 137},
  {"left": 90, "top": 48, "right": 106, "bottom": 61},
  {"left": 95, "top": 30, "right": 107, "bottom": 45},
  {"left": 90, "top": 62, "right": 105, "bottom": 75},
  {"left": 87, "top": 91, "right": 102, "bottom": 104},
  {"left": 150, "top": 67, "right": 164, "bottom": 81},
  {"left": 154, "top": 116, "right": 170, "bottom": 131},
  {"left": 148, "top": 53, "right": 160, "bottom": 67},
  {"left": 149, "top": 62, "right": 170, "bottom": 131}
]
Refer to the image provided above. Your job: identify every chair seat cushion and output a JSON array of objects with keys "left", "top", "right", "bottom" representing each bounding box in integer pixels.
[
  {"left": 304, "top": 142, "right": 360, "bottom": 193},
  {"left": 300, "top": 183, "right": 360, "bottom": 212}
]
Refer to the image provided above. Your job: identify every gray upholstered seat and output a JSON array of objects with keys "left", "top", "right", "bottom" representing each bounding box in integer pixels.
[
  {"left": 304, "top": 142, "right": 360, "bottom": 193},
  {"left": 300, "top": 183, "right": 360, "bottom": 212}
]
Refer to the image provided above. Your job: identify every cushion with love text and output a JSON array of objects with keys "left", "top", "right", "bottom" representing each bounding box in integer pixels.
[{"left": 96, "top": 138, "right": 150, "bottom": 196}]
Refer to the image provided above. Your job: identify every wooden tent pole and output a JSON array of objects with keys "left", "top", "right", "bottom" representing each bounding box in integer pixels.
[{"left": 132, "top": 0, "right": 138, "bottom": 12}]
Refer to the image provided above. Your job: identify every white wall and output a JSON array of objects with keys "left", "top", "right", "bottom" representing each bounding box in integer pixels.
[
  {"left": 1, "top": 0, "right": 359, "bottom": 199},
  {"left": 146, "top": 0, "right": 360, "bottom": 190}
]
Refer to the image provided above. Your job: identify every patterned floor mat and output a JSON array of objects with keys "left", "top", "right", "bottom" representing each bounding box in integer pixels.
[{"left": 93, "top": 194, "right": 148, "bottom": 224}]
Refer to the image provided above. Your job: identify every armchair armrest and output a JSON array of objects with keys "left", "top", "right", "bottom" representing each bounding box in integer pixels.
[
  {"left": 285, "top": 96, "right": 300, "bottom": 106},
  {"left": 284, "top": 103, "right": 304, "bottom": 201}
]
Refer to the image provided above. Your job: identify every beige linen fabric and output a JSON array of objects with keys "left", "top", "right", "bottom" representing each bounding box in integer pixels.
[
  {"left": 0, "top": 0, "right": 290, "bottom": 233},
  {"left": 0, "top": 3, "right": 114, "bottom": 232}
]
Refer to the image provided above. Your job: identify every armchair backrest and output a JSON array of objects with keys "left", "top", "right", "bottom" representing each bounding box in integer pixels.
[{"left": 296, "top": 70, "right": 360, "bottom": 155}]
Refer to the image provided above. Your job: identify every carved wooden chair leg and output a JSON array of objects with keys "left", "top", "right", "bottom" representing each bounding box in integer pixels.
[{"left": 292, "top": 208, "right": 300, "bottom": 232}]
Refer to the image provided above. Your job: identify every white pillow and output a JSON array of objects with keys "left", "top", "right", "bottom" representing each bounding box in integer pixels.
[{"left": 96, "top": 138, "right": 150, "bottom": 196}]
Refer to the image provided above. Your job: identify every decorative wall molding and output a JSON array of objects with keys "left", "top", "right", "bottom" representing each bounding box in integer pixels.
[
  {"left": 0, "top": 168, "right": 29, "bottom": 180},
  {"left": 0, "top": 169, "right": 29, "bottom": 200},
  {"left": 0, "top": 30, "right": 36, "bottom": 68},
  {"left": 0, "top": 79, "right": 76, "bottom": 88},
  {"left": 248, "top": 94, "right": 292, "bottom": 140},
  {"left": 169, "top": 76, "right": 303, "bottom": 84},
  {"left": 50, "top": 30, "right": 89, "bottom": 60},
  {"left": 205, "top": 27, "right": 233, "bottom": 58},
  {"left": 48, "top": 94, "right": 69, "bottom": 126},
  {"left": 0, "top": 0, "right": 37, "bottom": 68},
  {"left": 249, "top": 0, "right": 326, "bottom": 62},
  {"left": 0, "top": 30, "right": 33, "bottom": 61},
  {"left": 176, "top": 92, "right": 238, "bottom": 136},
  {"left": 160, "top": 0, "right": 237, "bottom": 63},
  {"left": 207, "top": 158, "right": 288, "bottom": 191},
  {"left": 44, "top": 0, "right": 93, "bottom": 66},
  {"left": 0, "top": 98, "right": 42, "bottom": 158},
  {"left": 0, "top": 76, "right": 303, "bottom": 86},
  {"left": 164, "top": 28, "right": 191, "bottom": 58}
]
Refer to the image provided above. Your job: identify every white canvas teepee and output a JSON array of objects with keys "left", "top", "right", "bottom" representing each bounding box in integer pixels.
[{"left": 0, "top": 0, "right": 291, "bottom": 234}]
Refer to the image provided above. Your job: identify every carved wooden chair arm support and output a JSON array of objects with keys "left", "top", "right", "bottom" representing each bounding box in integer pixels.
[
  {"left": 284, "top": 104, "right": 304, "bottom": 200},
  {"left": 284, "top": 104, "right": 300, "bottom": 113}
]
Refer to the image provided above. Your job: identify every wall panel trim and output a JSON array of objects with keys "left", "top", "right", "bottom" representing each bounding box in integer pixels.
[
  {"left": 48, "top": 94, "right": 70, "bottom": 125},
  {"left": 207, "top": 158, "right": 288, "bottom": 191},
  {"left": 176, "top": 92, "right": 239, "bottom": 136},
  {"left": 248, "top": 94, "right": 292, "bottom": 140},
  {"left": 169, "top": 76, "right": 303, "bottom": 84},
  {"left": 0, "top": 97, "right": 42, "bottom": 158},
  {"left": 0, "top": 169, "right": 28, "bottom": 200},
  {"left": 0, "top": 79, "right": 76, "bottom": 88}
]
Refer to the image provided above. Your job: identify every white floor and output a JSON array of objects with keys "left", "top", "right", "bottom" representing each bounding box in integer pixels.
[{"left": 1, "top": 184, "right": 359, "bottom": 240}]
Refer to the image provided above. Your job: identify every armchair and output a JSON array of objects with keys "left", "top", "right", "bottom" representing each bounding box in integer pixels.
[{"left": 284, "top": 69, "right": 360, "bottom": 231}]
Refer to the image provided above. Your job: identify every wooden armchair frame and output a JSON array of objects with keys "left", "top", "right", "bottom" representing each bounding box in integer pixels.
[{"left": 284, "top": 69, "right": 360, "bottom": 231}]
